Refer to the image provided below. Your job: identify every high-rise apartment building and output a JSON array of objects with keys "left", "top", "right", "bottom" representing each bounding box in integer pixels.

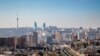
[{"left": 55, "top": 31, "right": 62, "bottom": 43}]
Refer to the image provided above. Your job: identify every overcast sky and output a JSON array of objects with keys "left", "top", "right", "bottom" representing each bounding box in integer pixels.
[{"left": 0, "top": 0, "right": 100, "bottom": 28}]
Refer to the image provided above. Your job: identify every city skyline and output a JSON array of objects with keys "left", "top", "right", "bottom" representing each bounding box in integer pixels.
[{"left": 0, "top": 0, "right": 100, "bottom": 28}]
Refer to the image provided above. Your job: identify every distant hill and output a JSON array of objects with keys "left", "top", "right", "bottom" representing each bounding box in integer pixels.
[{"left": 0, "top": 27, "right": 34, "bottom": 37}]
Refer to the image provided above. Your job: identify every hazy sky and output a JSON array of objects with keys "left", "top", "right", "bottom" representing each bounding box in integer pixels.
[{"left": 0, "top": 0, "right": 100, "bottom": 28}]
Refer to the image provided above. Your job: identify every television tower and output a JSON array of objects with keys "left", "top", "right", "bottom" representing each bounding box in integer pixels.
[
  {"left": 17, "top": 13, "right": 19, "bottom": 28},
  {"left": 15, "top": 13, "right": 19, "bottom": 50}
]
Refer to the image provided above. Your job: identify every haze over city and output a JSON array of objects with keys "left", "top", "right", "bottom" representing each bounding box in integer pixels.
[
  {"left": 0, "top": 0, "right": 100, "bottom": 56},
  {"left": 0, "top": 0, "right": 100, "bottom": 28}
]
